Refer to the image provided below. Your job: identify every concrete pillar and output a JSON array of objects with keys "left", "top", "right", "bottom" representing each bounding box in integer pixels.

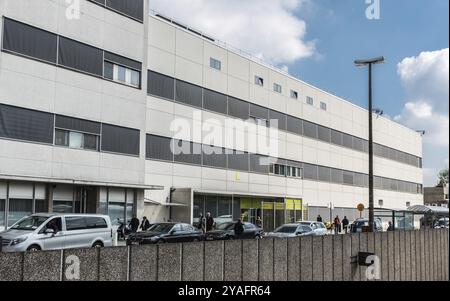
[
  {"left": 129, "top": 245, "right": 157, "bottom": 281},
  {"left": 204, "top": 241, "right": 224, "bottom": 281},
  {"left": 23, "top": 250, "right": 62, "bottom": 281},
  {"left": 333, "top": 235, "right": 343, "bottom": 281},
  {"left": 157, "top": 244, "right": 182, "bottom": 281},
  {"left": 274, "top": 238, "right": 288, "bottom": 281},
  {"left": 242, "top": 239, "right": 258, "bottom": 281},
  {"left": 300, "top": 236, "right": 313, "bottom": 281},
  {"left": 98, "top": 247, "right": 128, "bottom": 281},
  {"left": 287, "top": 237, "right": 300, "bottom": 281},
  {"left": 63, "top": 248, "right": 99, "bottom": 281},
  {"left": 182, "top": 242, "right": 204, "bottom": 281},
  {"left": 258, "top": 238, "right": 274, "bottom": 281},
  {"left": 224, "top": 240, "right": 242, "bottom": 281}
]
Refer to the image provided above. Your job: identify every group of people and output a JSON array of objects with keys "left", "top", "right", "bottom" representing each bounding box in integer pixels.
[
  {"left": 128, "top": 216, "right": 152, "bottom": 233},
  {"left": 316, "top": 214, "right": 350, "bottom": 234}
]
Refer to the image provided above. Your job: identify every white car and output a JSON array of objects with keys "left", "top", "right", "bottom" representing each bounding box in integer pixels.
[
  {"left": 265, "top": 224, "right": 314, "bottom": 238},
  {"left": 297, "top": 221, "right": 328, "bottom": 236}
]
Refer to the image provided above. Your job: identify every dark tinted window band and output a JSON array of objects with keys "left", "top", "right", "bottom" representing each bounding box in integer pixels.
[
  {"left": 147, "top": 70, "right": 422, "bottom": 167},
  {"left": 2, "top": 18, "right": 142, "bottom": 87},
  {"left": 55, "top": 115, "right": 101, "bottom": 135},
  {"left": 2, "top": 18, "right": 57, "bottom": 64},
  {"left": 104, "top": 51, "right": 142, "bottom": 71},
  {"left": 145, "top": 134, "right": 422, "bottom": 194},
  {"left": 87, "top": 0, "right": 144, "bottom": 22},
  {"left": 101, "top": 124, "right": 140, "bottom": 156},
  {"left": 0, "top": 103, "right": 54, "bottom": 144}
]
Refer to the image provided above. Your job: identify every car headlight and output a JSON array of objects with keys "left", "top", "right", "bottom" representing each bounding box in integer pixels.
[{"left": 11, "top": 237, "right": 28, "bottom": 246}]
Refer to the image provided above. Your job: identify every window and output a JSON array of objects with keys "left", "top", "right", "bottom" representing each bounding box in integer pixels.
[
  {"left": 318, "top": 126, "right": 331, "bottom": 143},
  {"left": 353, "top": 137, "right": 364, "bottom": 152},
  {"left": 210, "top": 57, "right": 221, "bottom": 71},
  {"left": 331, "top": 130, "right": 342, "bottom": 146},
  {"left": 249, "top": 104, "right": 269, "bottom": 125},
  {"left": 55, "top": 129, "right": 99, "bottom": 151},
  {"left": 66, "top": 216, "right": 88, "bottom": 231},
  {"left": 306, "top": 96, "right": 314, "bottom": 106},
  {"left": 343, "top": 171, "right": 354, "bottom": 185},
  {"left": 2, "top": 18, "right": 58, "bottom": 64},
  {"left": 378, "top": 200, "right": 384, "bottom": 207},
  {"left": 173, "top": 140, "right": 202, "bottom": 165},
  {"left": 272, "top": 164, "right": 286, "bottom": 176},
  {"left": 406, "top": 202, "right": 411, "bottom": 208},
  {"left": 331, "top": 169, "right": 343, "bottom": 184},
  {"left": 374, "top": 177, "right": 383, "bottom": 189},
  {"left": 228, "top": 97, "right": 249, "bottom": 120},
  {"left": 249, "top": 154, "right": 269, "bottom": 174},
  {"left": 255, "top": 76, "right": 264, "bottom": 87},
  {"left": 90, "top": 0, "right": 144, "bottom": 22},
  {"left": 269, "top": 110, "right": 286, "bottom": 131},
  {"left": 303, "top": 120, "right": 318, "bottom": 139},
  {"left": 58, "top": 37, "right": 103, "bottom": 76},
  {"left": 104, "top": 62, "right": 141, "bottom": 88},
  {"left": 290, "top": 90, "right": 298, "bottom": 99},
  {"left": 203, "top": 89, "right": 228, "bottom": 115},
  {"left": 286, "top": 116, "right": 302, "bottom": 135},
  {"left": 175, "top": 80, "right": 203, "bottom": 108},
  {"left": 354, "top": 173, "right": 365, "bottom": 187},
  {"left": 227, "top": 150, "right": 249, "bottom": 172},
  {"left": 342, "top": 133, "right": 353, "bottom": 149},
  {"left": 147, "top": 71, "right": 175, "bottom": 100},
  {"left": 202, "top": 145, "right": 227, "bottom": 168},
  {"left": 0, "top": 104, "right": 54, "bottom": 144},
  {"left": 320, "top": 102, "right": 327, "bottom": 111},
  {"left": 101, "top": 124, "right": 140, "bottom": 156},
  {"left": 303, "top": 164, "right": 318, "bottom": 180},
  {"left": 273, "top": 83, "right": 282, "bottom": 93},
  {"left": 318, "top": 166, "right": 331, "bottom": 182},
  {"left": 86, "top": 217, "right": 108, "bottom": 229},
  {"left": 146, "top": 135, "right": 173, "bottom": 161}
]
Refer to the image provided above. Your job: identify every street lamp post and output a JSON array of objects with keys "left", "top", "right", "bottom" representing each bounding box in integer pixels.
[{"left": 354, "top": 56, "right": 385, "bottom": 232}]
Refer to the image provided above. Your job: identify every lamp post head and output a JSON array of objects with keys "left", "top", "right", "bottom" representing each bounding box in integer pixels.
[{"left": 354, "top": 56, "right": 385, "bottom": 66}]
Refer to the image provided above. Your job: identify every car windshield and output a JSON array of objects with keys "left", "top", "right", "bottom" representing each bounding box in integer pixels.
[
  {"left": 274, "top": 226, "right": 297, "bottom": 233},
  {"left": 148, "top": 224, "right": 174, "bottom": 233},
  {"left": 10, "top": 216, "right": 49, "bottom": 231},
  {"left": 216, "top": 222, "right": 235, "bottom": 230}
]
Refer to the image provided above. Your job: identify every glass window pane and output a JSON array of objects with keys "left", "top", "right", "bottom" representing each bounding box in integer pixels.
[
  {"left": 117, "top": 65, "right": 126, "bottom": 82},
  {"left": 331, "top": 130, "right": 342, "bottom": 146},
  {"left": 0, "top": 199, "right": 5, "bottom": 227},
  {"left": 303, "top": 120, "right": 318, "bottom": 139},
  {"left": 203, "top": 89, "right": 227, "bottom": 115},
  {"left": 35, "top": 199, "right": 48, "bottom": 213},
  {"left": 193, "top": 195, "right": 204, "bottom": 225},
  {"left": 104, "top": 61, "right": 114, "bottom": 80},
  {"left": 331, "top": 169, "right": 343, "bottom": 184},
  {"left": 228, "top": 97, "right": 249, "bottom": 120},
  {"left": 343, "top": 171, "right": 354, "bottom": 185},
  {"left": 318, "top": 126, "right": 331, "bottom": 143},
  {"left": 53, "top": 200, "right": 73, "bottom": 213},
  {"left": 55, "top": 129, "right": 69, "bottom": 146},
  {"left": 69, "top": 132, "right": 83, "bottom": 149},
  {"left": 318, "top": 166, "right": 331, "bottom": 182},
  {"left": 147, "top": 71, "right": 175, "bottom": 100},
  {"left": 218, "top": 196, "right": 232, "bottom": 217},
  {"left": 205, "top": 196, "right": 218, "bottom": 218},
  {"left": 130, "top": 69, "right": 140, "bottom": 87},
  {"left": 286, "top": 116, "right": 302, "bottom": 135},
  {"left": 269, "top": 110, "right": 286, "bottom": 131},
  {"left": 303, "top": 164, "right": 318, "bottom": 180},
  {"left": 342, "top": 134, "right": 353, "bottom": 149},
  {"left": 227, "top": 150, "right": 249, "bottom": 171},
  {"left": 175, "top": 80, "right": 203, "bottom": 108},
  {"left": 202, "top": 145, "right": 227, "bottom": 168},
  {"left": 8, "top": 199, "right": 32, "bottom": 226},
  {"left": 83, "top": 134, "right": 98, "bottom": 150},
  {"left": 146, "top": 135, "right": 173, "bottom": 161}
]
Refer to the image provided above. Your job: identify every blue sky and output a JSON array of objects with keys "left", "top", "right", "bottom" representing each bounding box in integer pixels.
[
  {"left": 294, "top": 0, "right": 449, "bottom": 113},
  {"left": 150, "top": 0, "right": 449, "bottom": 186}
]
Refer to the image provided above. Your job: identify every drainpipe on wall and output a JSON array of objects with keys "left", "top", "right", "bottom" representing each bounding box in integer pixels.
[{"left": 169, "top": 187, "right": 176, "bottom": 222}]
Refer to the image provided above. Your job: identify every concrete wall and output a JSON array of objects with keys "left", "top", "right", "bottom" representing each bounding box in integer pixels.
[{"left": 0, "top": 229, "right": 448, "bottom": 281}]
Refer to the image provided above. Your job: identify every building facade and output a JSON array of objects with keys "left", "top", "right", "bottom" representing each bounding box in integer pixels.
[
  {"left": 0, "top": 0, "right": 423, "bottom": 232},
  {"left": 424, "top": 184, "right": 449, "bottom": 207}
]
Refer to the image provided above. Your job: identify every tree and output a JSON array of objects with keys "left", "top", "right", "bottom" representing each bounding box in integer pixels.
[{"left": 437, "top": 168, "right": 449, "bottom": 187}]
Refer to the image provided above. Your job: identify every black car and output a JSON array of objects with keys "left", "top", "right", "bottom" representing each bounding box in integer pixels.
[
  {"left": 350, "top": 218, "right": 383, "bottom": 233},
  {"left": 205, "top": 222, "right": 263, "bottom": 241},
  {"left": 126, "top": 223, "right": 203, "bottom": 245}
]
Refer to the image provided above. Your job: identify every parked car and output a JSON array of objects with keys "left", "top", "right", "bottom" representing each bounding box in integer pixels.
[
  {"left": 205, "top": 222, "right": 263, "bottom": 241},
  {"left": 350, "top": 218, "right": 383, "bottom": 233},
  {"left": 297, "top": 221, "right": 328, "bottom": 236},
  {"left": 0, "top": 213, "right": 113, "bottom": 253},
  {"left": 126, "top": 223, "right": 203, "bottom": 245},
  {"left": 265, "top": 224, "right": 314, "bottom": 238}
]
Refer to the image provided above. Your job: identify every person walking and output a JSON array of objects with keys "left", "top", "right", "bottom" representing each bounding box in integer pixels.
[
  {"left": 342, "top": 216, "right": 349, "bottom": 234},
  {"left": 234, "top": 219, "right": 244, "bottom": 239},
  {"left": 197, "top": 213, "right": 206, "bottom": 234},
  {"left": 130, "top": 215, "right": 140, "bottom": 233},
  {"left": 140, "top": 216, "right": 151, "bottom": 231},
  {"left": 334, "top": 215, "right": 341, "bottom": 234},
  {"left": 387, "top": 221, "right": 394, "bottom": 231},
  {"left": 317, "top": 215, "right": 323, "bottom": 222},
  {"left": 206, "top": 212, "right": 215, "bottom": 232}
]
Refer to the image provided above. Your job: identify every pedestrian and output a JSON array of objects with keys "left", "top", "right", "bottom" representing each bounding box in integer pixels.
[
  {"left": 197, "top": 213, "right": 206, "bottom": 234},
  {"left": 317, "top": 215, "right": 323, "bottom": 222},
  {"left": 130, "top": 215, "right": 140, "bottom": 233},
  {"left": 334, "top": 215, "right": 341, "bottom": 234},
  {"left": 140, "top": 216, "right": 151, "bottom": 231},
  {"left": 206, "top": 212, "right": 215, "bottom": 232},
  {"left": 387, "top": 221, "right": 394, "bottom": 231},
  {"left": 234, "top": 219, "right": 244, "bottom": 239},
  {"left": 256, "top": 216, "right": 262, "bottom": 228},
  {"left": 342, "top": 216, "right": 349, "bottom": 234}
]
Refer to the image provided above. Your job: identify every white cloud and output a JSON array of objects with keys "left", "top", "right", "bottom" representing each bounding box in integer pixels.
[
  {"left": 149, "top": 0, "right": 315, "bottom": 66},
  {"left": 395, "top": 48, "right": 449, "bottom": 186}
]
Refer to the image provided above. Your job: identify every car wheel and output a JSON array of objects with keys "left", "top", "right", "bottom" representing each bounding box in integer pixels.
[
  {"left": 27, "top": 245, "right": 41, "bottom": 252},
  {"left": 92, "top": 241, "right": 104, "bottom": 248}
]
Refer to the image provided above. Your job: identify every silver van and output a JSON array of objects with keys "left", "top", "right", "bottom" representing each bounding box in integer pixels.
[{"left": 0, "top": 213, "right": 113, "bottom": 252}]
